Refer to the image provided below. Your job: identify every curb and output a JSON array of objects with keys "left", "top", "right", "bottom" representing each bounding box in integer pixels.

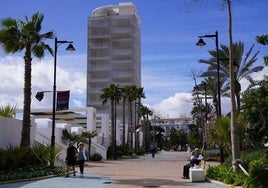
[{"left": 206, "top": 178, "right": 243, "bottom": 188}]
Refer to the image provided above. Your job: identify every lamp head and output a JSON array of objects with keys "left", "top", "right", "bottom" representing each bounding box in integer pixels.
[
  {"left": 196, "top": 38, "right": 206, "bottom": 46},
  {"left": 66, "top": 43, "right": 75, "bottom": 51},
  {"left": 35, "top": 92, "right": 44, "bottom": 102}
]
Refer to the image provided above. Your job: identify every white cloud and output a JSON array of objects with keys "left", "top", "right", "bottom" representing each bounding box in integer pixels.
[
  {"left": 0, "top": 55, "right": 86, "bottom": 109},
  {"left": 152, "top": 92, "right": 193, "bottom": 118},
  {"left": 0, "top": 53, "right": 267, "bottom": 120}
]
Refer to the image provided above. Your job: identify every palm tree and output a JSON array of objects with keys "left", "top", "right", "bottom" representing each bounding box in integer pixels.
[
  {"left": 120, "top": 87, "right": 127, "bottom": 145},
  {"left": 80, "top": 130, "right": 98, "bottom": 160},
  {"left": 123, "top": 85, "right": 138, "bottom": 147},
  {"left": 256, "top": 34, "right": 268, "bottom": 65},
  {"left": 199, "top": 41, "right": 263, "bottom": 111},
  {"left": 0, "top": 12, "right": 54, "bottom": 148},
  {"left": 100, "top": 83, "right": 121, "bottom": 159},
  {"left": 226, "top": 0, "right": 240, "bottom": 172},
  {"left": 134, "top": 87, "right": 145, "bottom": 149},
  {"left": 192, "top": 0, "right": 243, "bottom": 171},
  {"left": 139, "top": 105, "right": 153, "bottom": 151}
]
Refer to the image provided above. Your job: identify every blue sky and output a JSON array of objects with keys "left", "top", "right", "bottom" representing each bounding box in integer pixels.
[{"left": 0, "top": 0, "right": 268, "bottom": 118}]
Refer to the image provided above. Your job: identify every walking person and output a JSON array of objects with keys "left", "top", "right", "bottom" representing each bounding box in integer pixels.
[
  {"left": 77, "top": 142, "right": 87, "bottom": 176},
  {"left": 151, "top": 144, "right": 157, "bottom": 158},
  {"left": 65, "top": 140, "right": 77, "bottom": 177},
  {"left": 182, "top": 148, "right": 203, "bottom": 179}
]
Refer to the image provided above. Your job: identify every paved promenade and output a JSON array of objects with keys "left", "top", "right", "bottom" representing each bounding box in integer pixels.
[
  {"left": 88, "top": 151, "right": 225, "bottom": 188},
  {"left": 0, "top": 151, "right": 227, "bottom": 188}
]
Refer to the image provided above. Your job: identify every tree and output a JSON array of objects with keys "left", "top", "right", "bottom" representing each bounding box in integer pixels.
[
  {"left": 241, "top": 76, "right": 268, "bottom": 146},
  {"left": 199, "top": 42, "right": 263, "bottom": 111},
  {"left": 226, "top": 0, "right": 241, "bottom": 172},
  {"left": 134, "top": 87, "right": 145, "bottom": 149},
  {"left": 139, "top": 104, "right": 153, "bottom": 152},
  {"left": 120, "top": 87, "right": 127, "bottom": 145},
  {"left": 100, "top": 83, "right": 121, "bottom": 159},
  {"left": 0, "top": 12, "right": 53, "bottom": 148},
  {"left": 80, "top": 130, "right": 98, "bottom": 159},
  {"left": 189, "top": 0, "right": 241, "bottom": 171},
  {"left": 61, "top": 128, "right": 80, "bottom": 143},
  {"left": 123, "top": 85, "right": 138, "bottom": 147},
  {"left": 256, "top": 34, "right": 268, "bottom": 65}
]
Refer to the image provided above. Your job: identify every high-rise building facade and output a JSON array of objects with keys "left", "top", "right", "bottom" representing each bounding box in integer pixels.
[{"left": 87, "top": 2, "right": 141, "bottom": 119}]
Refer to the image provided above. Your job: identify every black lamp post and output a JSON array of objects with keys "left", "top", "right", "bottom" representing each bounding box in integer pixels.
[
  {"left": 51, "top": 37, "right": 75, "bottom": 149},
  {"left": 196, "top": 31, "right": 221, "bottom": 117}
]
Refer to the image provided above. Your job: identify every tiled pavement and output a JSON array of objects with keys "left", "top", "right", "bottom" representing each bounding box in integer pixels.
[{"left": 0, "top": 151, "right": 229, "bottom": 188}]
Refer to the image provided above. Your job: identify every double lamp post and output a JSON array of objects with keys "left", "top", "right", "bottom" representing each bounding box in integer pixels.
[{"left": 36, "top": 37, "right": 75, "bottom": 149}]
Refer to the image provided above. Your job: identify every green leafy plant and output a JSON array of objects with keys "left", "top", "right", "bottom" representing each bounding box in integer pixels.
[
  {"left": 0, "top": 104, "right": 18, "bottom": 117},
  {"left": 45, "top": 146, "right": 62, "bottom": 167},
  {"left": 4, "top": 145, "right": 28, "bottom": 170},
  {"left": 244, "top": 157, "right": 268, "bottom": 188},
  {"left": 90, "top": 153, "right": 102, "bottom": 161}
]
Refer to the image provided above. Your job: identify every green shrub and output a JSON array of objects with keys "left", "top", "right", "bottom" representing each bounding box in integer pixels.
[
  {"left": 4, "top": 145, "right": 29, "bottom": 170},
  {"left": 244, "top": 157, "right": 268, "bottom": 188},
  {"left": 0, "top": 166, "right": 65, "bottom": 182},
  {"left": 206, "top": 149, "right": 268, "bottom": 187},
  {"left": 136, "top": 147, "right": 145, "bottom": 155},
  {"left": 116, "top": 145, "right": 134, "bottom": 156},
  {"left": 90, "top": 153, "right": 102, "bottom": 161},
  {"left": 206, "top": 164, "right": 244, "bottom": 186},
  {"left": 240, "top": 149, "right": 266, "bottom": 169}
]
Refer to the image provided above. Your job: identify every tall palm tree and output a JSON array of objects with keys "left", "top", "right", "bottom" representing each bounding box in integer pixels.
[
  {"left": 0, "top": 12, "right": 54, "bottom": 148},
  {"left": 199, "top": 41, "right": 263, "bottom": 111},
  {"left": 123, "top": 85, "right": 138, "bottom": 147},
  {"left": 134, "top": 87, "right": 145, "bottom": 149},
  {"left": 120, "top": 87, "right": 127, "bottom": 145},
  {"left": 100, "top": 83, "right": 121, "bottom": 158},
  {"left": 139, "top": 105, "right": 153, "bottom": 151}
]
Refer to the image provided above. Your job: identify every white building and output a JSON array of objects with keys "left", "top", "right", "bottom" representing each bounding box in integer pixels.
[
  {"left": 151, "top": 117, "right": 194, "bottom": 136},
  {"left": 87, "top": 2, "right": 141, "bottom": 122}
]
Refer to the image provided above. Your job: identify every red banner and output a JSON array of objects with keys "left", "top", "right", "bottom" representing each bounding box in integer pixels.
[{"left": 56, "top": 90, "right": 70, "bottom": 111}]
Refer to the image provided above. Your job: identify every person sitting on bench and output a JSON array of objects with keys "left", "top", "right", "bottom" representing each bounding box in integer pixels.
[{"left": 182, "top": 148, "right": 203, "bottom": 179}]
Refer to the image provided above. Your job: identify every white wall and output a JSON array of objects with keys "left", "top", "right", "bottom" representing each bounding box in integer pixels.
[{"left": 0, "top": 116, "right": 36, "bottom": 149}]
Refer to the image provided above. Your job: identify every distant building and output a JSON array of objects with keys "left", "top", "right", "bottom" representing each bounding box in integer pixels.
[
  {"left": 151, "top": 117, "right": 194, "bottom": 136},
  {"left": 87, "top": 2, "right": 141, "bottom": 123}
]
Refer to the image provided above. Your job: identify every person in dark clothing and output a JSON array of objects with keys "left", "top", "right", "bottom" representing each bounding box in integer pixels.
[
  {"left": 151, "top": 144, "right": 157, "bottom": 158},
  {"left": 182, "top": 148, "right": 203, "bottom": 179},
  {"left": 65, "top": 141, "right": 77, "bottom": 177}
]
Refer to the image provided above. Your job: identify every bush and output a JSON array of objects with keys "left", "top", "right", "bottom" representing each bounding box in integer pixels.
[
  {"left": 90, "top": 153, "right": 102, "bottom": 161},
  {"left": 116, "top": 145, "right": 134, "bottom": 156},
  {"left": 0, "top": 144, "right": 64, "bottom": 183},
  {"left": 206, "top": 149, "right": 268, "bottom": 187},
  {"left": 135, "top": 147, "right": 145, "bottom": 155},
  {"left": 244, "top": 157, "right": 268, "bottom": 188},
  {"left": 0, "top": 166, "right": 65, "bottom": 182}
]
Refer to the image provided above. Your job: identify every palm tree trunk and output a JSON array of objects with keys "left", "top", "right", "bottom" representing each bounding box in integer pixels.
[
  {"left": 227, "top": 0, "right": 240, "bottom": 172},
  {"left": 20, "top": 49, "right": 32, "bottom": 148},
  {"left": 122, "top": 98, "right": 126, "bottom": 145},
  {"left": 88, "top": 137, "right": 91, "bottom": 160},
  {"left": 111, "top": 100, "right": 115, "bottom": 158}
]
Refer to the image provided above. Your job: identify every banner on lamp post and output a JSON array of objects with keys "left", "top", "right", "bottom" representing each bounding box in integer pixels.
[{"left": 56, "top": 90, "right": 70, "bottom": 111}]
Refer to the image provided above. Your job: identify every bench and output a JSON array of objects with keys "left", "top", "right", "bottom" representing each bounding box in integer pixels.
[{"left": 189, "top": 160, "right": 206, "bottom": 182}]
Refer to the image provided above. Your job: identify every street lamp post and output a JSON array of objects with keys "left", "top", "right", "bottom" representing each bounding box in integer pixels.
[
  {"left": 51, "top": 37, "right": 75, "bottom": 149},
  {"left": 196, "top": 31, "right": 221, "bottom": 117}
]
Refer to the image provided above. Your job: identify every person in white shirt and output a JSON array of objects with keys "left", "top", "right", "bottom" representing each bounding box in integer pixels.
[
  {"left": 77, "top": 142, "right": 87, "bottom": 176},
  {"left": 182, "top": 148, "right": 203, "bottom": 179}
]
